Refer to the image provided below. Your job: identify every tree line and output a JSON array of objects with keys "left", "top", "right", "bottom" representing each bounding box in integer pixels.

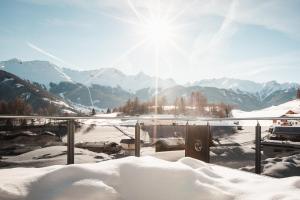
[
  {"left": 116, "top": 91, "right": 233, "bottom": 117},
  {"left": 0, "top": 98, "right": 61, "bottom": 116}
]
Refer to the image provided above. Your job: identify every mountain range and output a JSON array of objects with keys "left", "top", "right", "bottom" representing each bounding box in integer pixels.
[
  {"left": 0, "top": 70, "right": 74, "bottom": 113},
  {"left": 191, "top": 78, "right": 299, "bottom": 100},
  {"left": 0, "top": 59, "right": 176, "bottom": 91},
  {"left": 0, "top": 58, "right": 299, "bottom": 111}
]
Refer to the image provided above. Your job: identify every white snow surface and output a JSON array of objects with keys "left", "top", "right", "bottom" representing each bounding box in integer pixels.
[
  {"left": 1, "top": 156, "right": 300, "bottom": 200},
  {"left": 42, "top": 98, "right": 71, "bottom": 109},
  {"left": 233, "top": 99, "right": 300, "bottom": 118},
  {"left": 15, "top": 83, "right": 24, "bottom": 88},
  {"left": 2, "top": 78, "right": 14, "bottom": 83},
  {"left": 262, "top": 154, "right": 300, "bottom": 178},
  {"left": 232, "top": 99, "right": 300, "bottom": 126}
]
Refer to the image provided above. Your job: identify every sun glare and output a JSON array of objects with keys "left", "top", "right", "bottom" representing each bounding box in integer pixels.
[{"left": 141, "top": 17, "right": 175, "bottom": 45}]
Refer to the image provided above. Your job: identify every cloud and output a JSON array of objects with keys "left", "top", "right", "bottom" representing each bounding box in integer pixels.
[
  {"left": 20, "top": 0, "right": 300, "bottom": 39},
  {"left": 193, "top": 0, "right": 300, "bottom": 39},
  {"left": 228, "top": 50, "right": 300, "bottom": 80},
  {"left": 190, "top": 0, "right": 238, "bottom": 65},
  {"left": 26, "top": 41, "right": 74, "bottom": 67}
]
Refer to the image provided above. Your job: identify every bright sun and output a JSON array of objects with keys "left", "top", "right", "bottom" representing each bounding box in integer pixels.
[{"left": 141, "top": 17, "right": 174, "bottom": 45}]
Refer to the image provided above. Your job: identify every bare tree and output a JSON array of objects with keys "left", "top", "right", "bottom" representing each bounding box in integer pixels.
[
  {"left": 190, "top": 91, "right": 207, "bottom": 114},
  {"left": 297, "top": 88, "right": 300, "bottom": 99}
]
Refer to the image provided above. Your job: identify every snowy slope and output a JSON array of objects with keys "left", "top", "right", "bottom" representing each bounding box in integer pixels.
[
  {"left": 233, "top": 99, "right": 300, "bottom": 118},
  {"left": 0, "top": 156, "right": 299, "bottom": 200},
  {"left": 0, "top": 70, "right": 75, "bottom": 113},
  {"left": 0, "top": 59, "right": 72, "bottom": 87}
]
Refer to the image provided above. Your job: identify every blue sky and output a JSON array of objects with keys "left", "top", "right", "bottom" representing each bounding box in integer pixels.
[{"left": 1, "top": 0, "right": 300, "bottom": 84}]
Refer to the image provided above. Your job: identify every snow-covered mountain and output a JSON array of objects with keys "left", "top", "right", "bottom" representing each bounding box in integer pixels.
[
  {"left": 0, "top": 70, "right": 74, "bottom": 113},
  {"left": 62, "top": 68, "right": 176, "bottom": 92},
  {"left": 259, "top": 81, "right": 299, "bottom": 100},
  {"left": 192, "top": 78, "right": 263, "bottom": 93},
  {"left": 49, "top": 81, "right": 131, "bottom": 109},
  {"left": 2, "top": 58, "right": 298, "bottom": 96},
  {"left": 0, "top": 59, "right": 176, "bottom": 91},
  {"left": 0, "top": 58, "right": 72, "bottom": 87},
  {"left": 1, "top": 58, "right": 299, "bottom": 111},
  {"left": 192, "top": 78, "right": 299, "bottom": 100}
]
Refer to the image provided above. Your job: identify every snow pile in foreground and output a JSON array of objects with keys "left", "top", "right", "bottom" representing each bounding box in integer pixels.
[
  {"left": 1, "top": 157, "right": 300, "bottom": 200},
  {"left": 262, "top": 153, "right": 300, "bottom": 178}
]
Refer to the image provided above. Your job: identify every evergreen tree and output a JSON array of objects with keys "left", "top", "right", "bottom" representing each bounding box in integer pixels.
[{"left": 91, "top": 108, "right": 96, "bottom": 115}]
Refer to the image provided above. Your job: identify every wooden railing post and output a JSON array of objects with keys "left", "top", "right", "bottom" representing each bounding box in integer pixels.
[
  {"left": 255, "top": 122, "right": 261, "bottom": 174},
  {"left": 67, "top": 119, "right": 75, "bottom": 164},
  {"left": 135, "top": 122, "right": 141, "bottom": 157}
]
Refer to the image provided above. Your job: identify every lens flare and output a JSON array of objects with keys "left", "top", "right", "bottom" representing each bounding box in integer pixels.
[{"left": 141, "top": 17, "right": 174, "bottom": 45}]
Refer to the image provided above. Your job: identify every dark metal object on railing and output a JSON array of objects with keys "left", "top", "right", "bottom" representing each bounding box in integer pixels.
[
  {"left": 135, "top": 122, "right": 141, "bottom": 157},
  {"left": 67, "top": 120, "right": 75, "bottom": 164},
  {"left": 185, "top": 124, "right": 210, "bottom": 162},
  {"left": 255, "top": 123, "right": 262, "bottom": 174}
]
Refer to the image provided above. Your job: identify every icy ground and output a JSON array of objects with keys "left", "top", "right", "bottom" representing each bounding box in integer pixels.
[{"left": 0, "top": 156, "right": 300, "bottom": 200}]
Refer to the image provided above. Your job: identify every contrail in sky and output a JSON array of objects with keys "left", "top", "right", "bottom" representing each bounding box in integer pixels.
[{"left": 26, "top": 41, "right": 74, "bottom": 67}]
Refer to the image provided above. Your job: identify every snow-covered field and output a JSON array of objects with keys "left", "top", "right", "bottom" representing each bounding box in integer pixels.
[
  {"left": 233, "top": 99, "right": 300, "bottom": 118},
  {"left": 1, "top": 156, "right": 300, "bottom": 200},
  {"left": 1, "top": 146, "right": 111, "bottom": 168}
]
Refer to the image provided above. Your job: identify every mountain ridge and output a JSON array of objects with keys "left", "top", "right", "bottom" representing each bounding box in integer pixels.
[
  {"left": 1, "top": 58, "right": 299, "bottom": 111},
  {"left": 0, "top": 70, "right": 75, "bottom": 114},
  {"left": 2, "top": 58, "right": 299, "bottom": 94},
  {"left": 0, "top": 58, "right": 177, "bottom": 92}
]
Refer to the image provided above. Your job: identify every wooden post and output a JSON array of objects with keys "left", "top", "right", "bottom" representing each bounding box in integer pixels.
[
  {"left": 67, "top": 120, "right": 75, "bottom": 164},
  {"left": 255, "top": 122, "right": 261, "bottom": 174},
  {"left": 135, "top": 122, "right": 140, "bottom": 157}
]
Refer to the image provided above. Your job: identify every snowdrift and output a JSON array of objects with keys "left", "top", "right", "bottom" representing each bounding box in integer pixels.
[
  {"left": 262, "top": 153, "right": 300, "bottom": 178},
  {"left": 0, "top": 156, "right": 300, "bottom": 200}
]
